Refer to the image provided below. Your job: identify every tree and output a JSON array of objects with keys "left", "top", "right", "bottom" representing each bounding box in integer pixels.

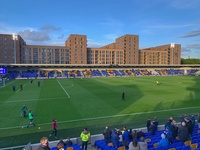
[{"left": 181, "top": 58, "right": 200, "bottom": 64}]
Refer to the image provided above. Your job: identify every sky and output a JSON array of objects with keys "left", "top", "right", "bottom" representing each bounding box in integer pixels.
[{"left": 0, "top": 0, "right": 200, "bottom": 58}]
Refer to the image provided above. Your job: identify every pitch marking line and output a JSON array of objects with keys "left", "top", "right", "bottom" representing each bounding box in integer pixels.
[
  {"left": 0, "top": 105, "right": 200, "bottom": 130},
  {"left": 0, "top": 97, "right": 68, "bottom": 103},
  {"left": 57, "top": 80, "right": 70, "bottom": 98}
]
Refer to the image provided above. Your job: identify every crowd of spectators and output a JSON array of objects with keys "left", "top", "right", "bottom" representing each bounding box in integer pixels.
[{"left": 36, "top": 113, "right": 200, "bottom": 150}]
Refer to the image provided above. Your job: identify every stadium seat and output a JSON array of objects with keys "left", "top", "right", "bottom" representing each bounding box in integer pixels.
[
  {"left": 177, "top": 142, "right": 184, "bottom": 147},
  {"left": 66, "top": 147, "right": 74, "bottom": 150},
  {"left": 117, "top": 146, "right": 125, "bottom": 150},
  {"left": 145, "top": 138, "right": 151, "bottom": 142},
  {"left": 190, "top": 143, "right": 198, "bottom": 149},
  {"left": 184, "top": 140, "right": 191, "bottom": 146},
  {"left": 175, "top": 147, "right": 182, "bottom": 150},
  {"left": 153, "top": 143, "right": 158, "bottom": 148},
  {"left": 182, "top": 145, "right": 191, "bottom": 150},
  {"left": 108, "top": 143, "right": 113, "bottom": 146}
]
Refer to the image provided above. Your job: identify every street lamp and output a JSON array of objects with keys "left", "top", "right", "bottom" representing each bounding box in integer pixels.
[{"left": 12, "top": 34, "right": 18, "bottom": 64}]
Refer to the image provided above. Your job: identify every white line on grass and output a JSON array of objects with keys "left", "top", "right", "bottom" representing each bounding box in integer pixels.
[
  {"left": 1, "top": 105, "right": 200, "bottom": 130},
  {"left": 57, "top": 80, "right": 70, "bottom": 98},
  {"left": 0, "top": 97, "right": 67, "bottom": 103}
]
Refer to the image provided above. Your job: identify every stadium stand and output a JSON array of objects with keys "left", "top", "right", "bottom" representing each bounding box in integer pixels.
[
  {"left": 22, "top": 70, "right": 37, "bottom": 78},
  {"left": 94, "top": 124, "right": 200, "bottom": 150},
  {"left": 6, "top": 68, "right": 200, "bottom": 79},
  {"left": 8, "top": 70, "right": 20, "bottom": 79},
  {"left": 187, "top": 69, "right": 199, "bottom": 76},
  {"left": 101, "top": 70, "right": 109, "bottom": 77},
  {"left": 91, "top": 69, "right": 102, "bottom": 77}
]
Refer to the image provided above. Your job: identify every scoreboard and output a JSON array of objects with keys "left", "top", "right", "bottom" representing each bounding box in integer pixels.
[{"left": 0, "top": 68, "right": 7, "bottom": 74}]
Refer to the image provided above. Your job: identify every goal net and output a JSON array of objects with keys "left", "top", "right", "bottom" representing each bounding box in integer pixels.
[{"left": 0, "top": 78, "right": 5, "bottom": 88}]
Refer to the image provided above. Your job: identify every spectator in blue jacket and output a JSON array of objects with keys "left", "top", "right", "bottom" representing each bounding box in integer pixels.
[
  {"left": 157, "top": 134, "right": 169, "bottom": 147},
  {"left": 122, "top": 127, "right": 129, "bottom": 148},
  {"left": 111, "top": 129, "right": 119, "bottom": 148}
]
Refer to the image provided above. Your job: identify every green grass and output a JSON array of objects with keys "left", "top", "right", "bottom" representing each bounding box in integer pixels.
[{"left": 0, "top": 76, "right": 200, "bottom": 148}]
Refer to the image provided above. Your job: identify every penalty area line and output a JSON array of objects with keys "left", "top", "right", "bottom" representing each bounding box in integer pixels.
[
  {"left": 57, "top": 80, "right": 70, "bottom": 98},
  {"left": 1, "top": 105, "right": 200, "bottom": 130}
]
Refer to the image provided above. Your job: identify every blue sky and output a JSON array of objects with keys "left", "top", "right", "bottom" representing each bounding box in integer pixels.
[{"left": 0, "top": 0, "right": 200, "bottom": 58}]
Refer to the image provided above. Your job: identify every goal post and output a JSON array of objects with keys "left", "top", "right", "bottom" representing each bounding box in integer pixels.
[{"left": 0, "top": 78, "right": 5, "bottom": 88}]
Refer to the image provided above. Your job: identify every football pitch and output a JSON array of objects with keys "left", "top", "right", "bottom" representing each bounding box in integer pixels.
[{"left": 0, "top": 76, "right": 200, "bottom": 148}]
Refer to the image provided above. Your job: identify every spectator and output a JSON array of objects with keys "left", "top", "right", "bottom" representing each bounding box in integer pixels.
[
  {"left": 65, "top": 137, "right": 73, "bottom": 147},
  {"left": 111, "top": 129, "right": 120, "bottom": 148},
  {"left": 169, "top": 117, "right": 173, "bottom": 123},
  {"left": 189, "top": 114, "right": 195, "bottom": 129},
  {"left": 157, "top": 134, "right": 169, "bottom": 147},
  {"left": 198, "top": 112, "right": 200, "bottom": 128},
  {"left": 128, "top": 139, "right": 140, "bottom": 150},
  {"left": 132, "top": 130, "right": 138, "bottom": 139},
  {"left": 170, "top": 120, "right": 178, "bottom": 140},
  {"left": 178, "top": 122, "right": 189, "bottom": 142},
  {"left": 153, "top": 116, "right": 159, "bottom": 131},
  {"left": 103, "top": 125, "right": 112, "bottom": 144},
  {"left": 80, "top": 128, "right": 90, "bottom": 150},
  {"left": 180, "top": 114, "right": 186, "bottom": 123},
  {"left": 122, "top": 127, "right": 129, "bottom": 148},
  {"left": 57, "top": 142, "right": 64, "bottom": 150},
  {"left": 165, "top": 118, "right": 171, "bottom": 129},
  {"left": 57, "top": 138, "right": 66, "bottom": 147},
  {"left": 184, "top": 117, "right": 193, "bottom": 140},
  {"left": 37, "top": 137, "right": 50, "bottom": 150},
  {"left": 138, "top": 137, "right": 147, "bottom": 150},
  {"left": 165, "top": 126, "right": 173, "bottom": 144},
  {"left": 137, "top": 129, "right": 145, "bottom": 139},
  {"left": 128, "top": 129, "right": 133, "bottom": 141},
  {"left": 146, "top": 118, "right": 151, "bottom": 132},
  {"left": 149, "top": 121, "right": 156, "bottom": 135}
]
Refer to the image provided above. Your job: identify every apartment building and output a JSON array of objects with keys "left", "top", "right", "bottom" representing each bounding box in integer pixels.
[
  {"left": 139, "top": 44, "right": 181, "bottom": 65},
  {"left": 0, "top": 34, "right": 181, "bottom": 65},
  {"left": 0, "top": 34, "right": 26, "bottom": 64}
]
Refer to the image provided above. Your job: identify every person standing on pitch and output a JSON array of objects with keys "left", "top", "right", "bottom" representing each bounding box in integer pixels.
[
  {"left": 21, "top": 105, "right": 28, "bottom": 118},
  {"left": 49, "top": 119, "right": 58, "bottom": 139},
  {"left": 12, "top": 85, "right": 16, "bottom": 91},
  {"left": 20, "top": 84, "right": 23, "bottom": 91},
  {"left": 121, "top": 91, "right": 125, "bottom": 101},
  {"left": 27, "top": 110, "right": 35, "bottom": 127},
  {"left": 38, "top": 80, "right": 40, "bottom": 87}
]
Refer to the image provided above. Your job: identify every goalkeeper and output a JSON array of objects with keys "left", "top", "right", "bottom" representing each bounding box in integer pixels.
[{"left": 21, "top": 105, "right": 28, "bottom": 118}]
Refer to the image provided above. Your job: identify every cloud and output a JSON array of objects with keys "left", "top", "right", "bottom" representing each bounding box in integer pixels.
[
  {"left": 185, "top": 44, "right": 200, "bottom": 50},
  {"left": 179, "top": 29, "right": 200, "bottom": 38},
  {"left": 87, "top": 39, "right": 106, "bottom": 48},
  {"left": 181, "top": 47, "right": 191, "bottom": 52},
  {"left": 17, "top": 25, "right": 61, "bottom": 42},
  {"left": 103, "top": 34, "right": 118, "bottom": 41},
  {"left": 166, "top": 0, "right": 200, "bottom": 9},
  {"left": 40, "top": 25, "right": 60, "bottom": 32},
  {"left": 18, "top": 29, "right": 50, "bottom": 41},
  {"left": 58, "top": 34, "right": 64, "bottom": 39}
]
